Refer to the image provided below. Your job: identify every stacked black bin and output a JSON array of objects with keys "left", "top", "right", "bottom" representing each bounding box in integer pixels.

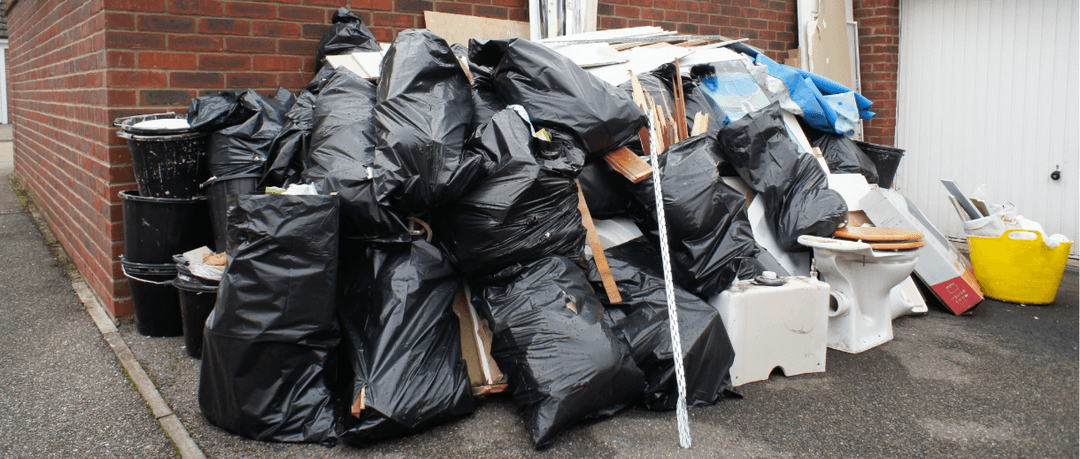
[{"left": 115, "top": 113, "right": 214, "bottom": 337}]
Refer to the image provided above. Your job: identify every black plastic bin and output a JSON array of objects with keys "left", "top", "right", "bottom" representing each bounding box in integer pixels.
[
  {"left": 121, "top": 191, "right": 214, "bottom": 264},
  {"left": 204, "top": 176, "right": 259, "bottom": 253},
  {"left": 173, "top": 276, "right": 218, "bottom": 359},
  {"left": 122, "top": 256, "right": 183, "bottom": 337},
  {"left": 115, "top": 113, "right": 209, "bottom": 199},
  {"left": 854, "top": 140, "right": 905, "bottom": 189}
]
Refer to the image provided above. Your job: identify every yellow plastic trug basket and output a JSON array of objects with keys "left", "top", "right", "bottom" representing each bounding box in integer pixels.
[{"left": 968, "top": 229, "right": 1073, "bottom": 304}]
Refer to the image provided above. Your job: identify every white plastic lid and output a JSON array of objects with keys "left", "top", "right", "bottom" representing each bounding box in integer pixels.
[{"left": 131, "top": 118, "right": 191, "bottom": 130}]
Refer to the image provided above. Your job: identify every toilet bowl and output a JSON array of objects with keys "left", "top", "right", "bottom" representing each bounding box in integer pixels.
[{"left": 798, "top": 234, "right": 923, "bottom": 353}]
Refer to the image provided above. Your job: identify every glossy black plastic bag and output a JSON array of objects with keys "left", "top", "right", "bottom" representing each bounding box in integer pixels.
[
  {"left": 202, "top": 88, "right": 295, "bottom": 180},
  {"left": 261, "top": 90, "right": 316, "bottom": 188},
  {"left": 587, "top": 238, "right": 739, "bottom": 410},
  {"left": 435, "top": 109, "right": 585, "bottom": 280},
  {"left": 471, "top": 256, "right": 644, "bottom": 448},
  {"left": 373, "top": 29, "right": 487, "bottom": 216},
  {"left": 810, "top": 132, "right": 879, "bottom": 184},
  {"left": 469, "top": 38, "right": 645, "bottom": 157},
  {"left": 577, "top": 158, "right": 633, "bottom": 219},
  {"left": 187, "top": 90, "right": 254, "bottom": 132},
  {"left": 631, "top": 134, "right": 760, "bottom": 297},
  {"left": 303, "top": 67, "right": 410, "bottom": 243},
  {"left": 199, "top": 194, "right": 340, "bottom": 444},
  {"left": 717, "top": 103, "right": 848, "bottom": 252},
  {"left": 315, "top": 8, "right": 381, "bottom": 70},
  {"left": 337, "top": 239, "right": 476, "bottom": 445}
]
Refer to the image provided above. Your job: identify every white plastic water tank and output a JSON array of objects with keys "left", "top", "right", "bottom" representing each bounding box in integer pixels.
[{"left": 709, "top": 274, "right": 831, "bottom": 387}]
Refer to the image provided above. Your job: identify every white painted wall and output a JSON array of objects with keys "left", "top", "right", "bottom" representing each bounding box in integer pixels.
[{"left": 896, "top": 0, "right": 1079, "bottom": 258}]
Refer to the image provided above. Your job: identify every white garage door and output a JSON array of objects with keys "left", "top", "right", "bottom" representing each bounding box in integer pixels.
[{"left": 895, "top": 0, "right": 1078, "bottom": 258}]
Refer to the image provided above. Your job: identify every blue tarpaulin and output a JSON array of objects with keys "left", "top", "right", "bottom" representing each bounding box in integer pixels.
[{"left": 752, "top": 54, "right": 874, "bottom": 137}]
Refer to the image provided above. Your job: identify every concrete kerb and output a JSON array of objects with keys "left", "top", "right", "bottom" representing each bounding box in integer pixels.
[
  {"left": 10, "top": 174, "right": 207, "bottom": 459},
  {"left": 74, "top": 278, "right": 208, "bottom": 459}
]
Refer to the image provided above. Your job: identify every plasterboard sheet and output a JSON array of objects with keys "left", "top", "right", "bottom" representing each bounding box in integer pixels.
[
  {"left": 806, "top": 0, "right": 853, "bottom": 88},
  {"left": 586, "top": 43, "right": 692, "bottom": 86},
  {"left": 549, "top": 43, "right": 627, "bottom": 68},
  {"left": 676, "top": 47, "right": 744, "bottom": 69},
  {"left": 424, "top": 11, "right": 529, "bottom": 47},
  {"left": 324, "top": 50, "right": 387, "bottom": 80},
  {"left": 540, "top": 26, "right": 667, "bottom": 43}
]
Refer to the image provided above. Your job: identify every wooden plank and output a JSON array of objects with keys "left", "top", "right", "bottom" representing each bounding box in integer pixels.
[
  {"left": 604, "top": 146, "right": 652, "bottom": 183},
  {"left": 424, "top": 11, "right": 529, "bottom": 46},
  {"left": 576, "top": 179, "right": 623, "bottom": 304},
  {"left": 691, "top": 112, "right": 709, "bottom": 136},
  {"left": 452, "top": 287, "right": 506, "bottom": 392},
  {"left": 673, "top": 59, "right": 688, "bottom": 141},
  {"left": 350, "top": 387, "right": 366, "bottom": 417}
]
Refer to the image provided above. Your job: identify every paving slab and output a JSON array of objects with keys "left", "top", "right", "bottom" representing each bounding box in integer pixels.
[{"left": 0, "top": 177, "right": 177, "bottom": 458}]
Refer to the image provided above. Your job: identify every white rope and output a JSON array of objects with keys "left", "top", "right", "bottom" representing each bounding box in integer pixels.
[{"left": 646, "top": 110, "right": 692, "bottom": 449}]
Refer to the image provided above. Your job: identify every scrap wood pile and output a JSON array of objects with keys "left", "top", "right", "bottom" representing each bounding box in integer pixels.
[{"left": 190, "top": 8, "right": 876, "bottom": 448}]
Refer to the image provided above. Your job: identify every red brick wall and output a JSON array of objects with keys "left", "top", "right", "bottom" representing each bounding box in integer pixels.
[
  {"left": 853, "top": 0, "right": 899, "bottom": 146},
  {"left": 597, "top": 0, "right": 798, "bottom": 59},
  {"left": 7, "top": 0, "right": 126, "bottom": 313}
]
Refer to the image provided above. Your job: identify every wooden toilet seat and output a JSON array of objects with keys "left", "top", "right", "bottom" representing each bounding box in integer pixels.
[{"left": 833, "top": 226, "right": 926, "bottom": 250}]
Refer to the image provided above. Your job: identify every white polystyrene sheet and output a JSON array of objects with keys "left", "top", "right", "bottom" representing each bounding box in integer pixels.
[
  {"left": 675, "top": 47, "right": 743, "bottom": 69},
  {"left": 547, "top": 43, "right": 627, "bottom": 68},
  {"left": 827, "top": 173, "right": 872, "bottom": 211},
  {"left": 593, "top": 217, "right": 643, "bottom": 249},
  {"left": 585, "top": 44, "right": 692, "bottom": 86}
]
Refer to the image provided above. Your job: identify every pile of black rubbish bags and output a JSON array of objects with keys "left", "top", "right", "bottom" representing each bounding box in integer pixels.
[{"left": 192, "top": 9, "right": 849, "bottom": 448}]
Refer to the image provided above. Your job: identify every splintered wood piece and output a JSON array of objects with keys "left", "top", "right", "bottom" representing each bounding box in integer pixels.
[
  {"left": 472, "top": 383, "right": 509, "bottom": 396},
  {"left": 629, "top": 71, "right": 649, "bottom": 112},
  {"left": 576, "top": 179, "right": 623, "bottom": 304},
  {"left": 675, "top": 39, "right": 709, "bottom": 47},
  {"left": 691, "top": 112, "right": 709, "bottom": 136},
  {"left": 452, "top": 287, "right": 504, "bottom": 388},
  {"left": 351, "top": 387, "right": 366, "bottom": 418},
  {"left": 458, "top": 56, "right": 473, "bottom": 83},
  {"left": 638, "top": 126, "right": 651, "bottom": 157},
  {"left": 673, "top": 60, "right": 688, "bottom": 140},
  {"left": 604, "top": 146, "right": 653, "bottom": 183}
]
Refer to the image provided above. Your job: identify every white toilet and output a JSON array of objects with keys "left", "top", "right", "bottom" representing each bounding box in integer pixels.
[{"left": 798, "top": 227, "right": 924, "bottom": 354}]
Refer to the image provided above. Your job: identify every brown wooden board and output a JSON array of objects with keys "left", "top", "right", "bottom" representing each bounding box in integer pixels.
[
  {"left": 604, "top": 146, "right": 652, "bottom": 183},
  {"left": 576, "top": 179, "right": 623, "bottom": 304}
]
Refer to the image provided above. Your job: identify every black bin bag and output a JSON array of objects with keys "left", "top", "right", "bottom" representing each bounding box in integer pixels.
[
  {"left": 717, "top": 103, "right": 848, "bottom": 252},
  {"left": 810, "top": 132, "right": 879, "bottom": 184},
  {"left": 471, "top": 256, "right": 645, "bottom": 448},
  {"left": 302, "top": 67, "right": 410, "bottom": 243},
  {"left": 261, "top": 90, "right": 316, "bottom": 188},
  {"left": 435, "top": 108, "right": 586, "bottom": 280},
  {"left": 577, "top": 159, "right": 633, "bottom": 219},
  {"left": 337, "top": 239, "right": 476, "bottom": 445},
  {"left": 631, "top": 134, "right": 761, "bottom": 297},
  {"left": 199, "top": 88, "right": 295, "bottom": 181},
  {"left": 373, "top": 29, "right": 487, "bottom": 216},
  {"left": 468, "top": 37, "right": 646, "bottom": 157},
  {"left": 587, "top": 238, "right": 739, "bottom": 410},
  {"left": 315, "top": 8, "right": 381, "bottom": 70},
  {"left": 199, "top": 194, "right": 340, "bottom": 444}
]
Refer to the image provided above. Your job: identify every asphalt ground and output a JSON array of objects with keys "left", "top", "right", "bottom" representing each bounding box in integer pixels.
[
  {"left": 4, "top": 166, "right": 1078, "bottom": 458},
  {"left": 0, "top": 176, "right": 177, "bottom": 458},
  {"left": 120, "top": 267, "right": 1078, "bottom": 458}
]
